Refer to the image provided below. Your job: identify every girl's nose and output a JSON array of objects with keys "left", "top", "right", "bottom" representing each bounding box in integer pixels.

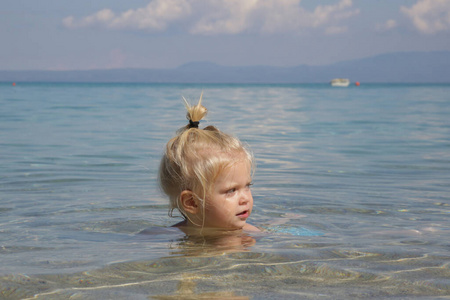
[{"left": 239, "top": 190, "right": 252, "bottom": 205}]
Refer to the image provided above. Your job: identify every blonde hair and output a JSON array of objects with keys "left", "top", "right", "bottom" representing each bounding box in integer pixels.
[{"left": 159, "top": 93, "right": 254, "bottom": 220}]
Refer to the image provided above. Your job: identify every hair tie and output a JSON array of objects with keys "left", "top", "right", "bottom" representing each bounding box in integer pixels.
[{"left": 188, "top": 120, "right": 199, "bottom": 129}]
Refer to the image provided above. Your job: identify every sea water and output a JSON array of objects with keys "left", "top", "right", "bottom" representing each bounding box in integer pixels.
[{"left": 0, "top": 82, "right": 449, "bottom": 299}]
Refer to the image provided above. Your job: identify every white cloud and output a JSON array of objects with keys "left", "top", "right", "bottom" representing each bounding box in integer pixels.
[
  {"left": 191, "top": 0, "right": 360, "bottom": 35},
  {"left": 189, "top": 0, "right": 258, "bottom": 35},
  {"left": 63, "top": 0, "right": 360, "bottom": 35},
  {"left": 63, "top": 9, "right": 115, "bottom": 29},
  {"left": 63, "top": 0, "right": 191, "bottom": 31},
  {"left": 311, "top": 0, "right": 358, "bottom": 28},
  {"left": 375, "top": 19, "right": 397, "bottom": 32},
  {"left": 401, "top": 0, "right": 450, "bottom": 34}
]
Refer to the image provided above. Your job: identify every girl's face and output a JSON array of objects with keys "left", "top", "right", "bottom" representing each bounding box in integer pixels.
[{"left": 202, "top": 159, "right": 253, "bottom": 230}]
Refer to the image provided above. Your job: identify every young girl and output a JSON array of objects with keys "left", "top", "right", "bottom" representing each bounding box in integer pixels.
[{"left": 159, "top": 94, "right": 260, "bottom": 233}]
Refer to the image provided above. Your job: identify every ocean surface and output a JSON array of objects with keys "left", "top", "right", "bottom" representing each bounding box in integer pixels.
[{"left": 0, "top": 82, "right": 449, "bottom": 299}]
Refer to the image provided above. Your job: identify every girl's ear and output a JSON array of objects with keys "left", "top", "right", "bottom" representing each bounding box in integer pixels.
[{"left": 179, "top": 190, "right": 200, "bottom": 214}]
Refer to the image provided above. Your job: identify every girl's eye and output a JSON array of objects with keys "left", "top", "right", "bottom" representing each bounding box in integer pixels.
[
  {"left": 226, "top": 188, "right": 236, "bottom": 195},
  {"left": 224, "top": 183, "right": 252, "bottom": 195}
]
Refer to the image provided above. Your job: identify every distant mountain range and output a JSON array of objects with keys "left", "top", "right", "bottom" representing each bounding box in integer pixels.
[{"left": 1, "top": 51, "right": 449, "bottom": 83}]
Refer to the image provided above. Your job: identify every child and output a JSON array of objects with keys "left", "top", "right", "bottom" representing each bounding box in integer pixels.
[{"left": 159, "top": 94, "right": 260, "bottom": 233}]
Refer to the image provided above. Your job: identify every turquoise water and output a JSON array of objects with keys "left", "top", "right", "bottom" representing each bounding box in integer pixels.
[{"left": 1, "top": 82, "right": 449, "bottom": 299}]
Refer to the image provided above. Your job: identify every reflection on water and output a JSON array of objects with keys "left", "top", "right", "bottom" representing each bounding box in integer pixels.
[
  {"left": 1, "top": 227, "right": 449, "bottom": 299},
  {"left": 153, "top": 273, "right": 250, "bottom": 300},
  {"left": 1, "top": 83, "right": 450, "bottom": 299},
  {"left": 140, "top": 226, "right": 257, "bottom": 256},
  {"left": 171, "top": 232, "right": 256, "bottom": 257}
]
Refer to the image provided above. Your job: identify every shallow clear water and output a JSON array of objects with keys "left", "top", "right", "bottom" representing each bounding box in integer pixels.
[{"left": 0, "top": 82, "right": 449, "bottom": 299}]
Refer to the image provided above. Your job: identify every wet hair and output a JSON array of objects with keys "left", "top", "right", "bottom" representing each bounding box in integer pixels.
[{"left": 159, "top": 93, "right": 254, "bottom": 220}]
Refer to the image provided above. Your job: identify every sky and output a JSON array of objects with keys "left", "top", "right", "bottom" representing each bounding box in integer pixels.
[{"left": 1, "top": 0, "right": 450, "bottom": 70}]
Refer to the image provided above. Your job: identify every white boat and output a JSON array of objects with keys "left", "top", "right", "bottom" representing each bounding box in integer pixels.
[{"left": 330, "top": 78, "right": 350, "bottom": 87}]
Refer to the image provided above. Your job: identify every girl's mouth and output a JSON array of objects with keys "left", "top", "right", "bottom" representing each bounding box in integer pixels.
[{"left": 237, "top": 210, "right": 249, "bottom": 218}]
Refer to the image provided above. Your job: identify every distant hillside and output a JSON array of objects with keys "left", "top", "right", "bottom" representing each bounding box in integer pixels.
[{"left": 1, "top": 51, "right": 449, "bottom": 83}]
